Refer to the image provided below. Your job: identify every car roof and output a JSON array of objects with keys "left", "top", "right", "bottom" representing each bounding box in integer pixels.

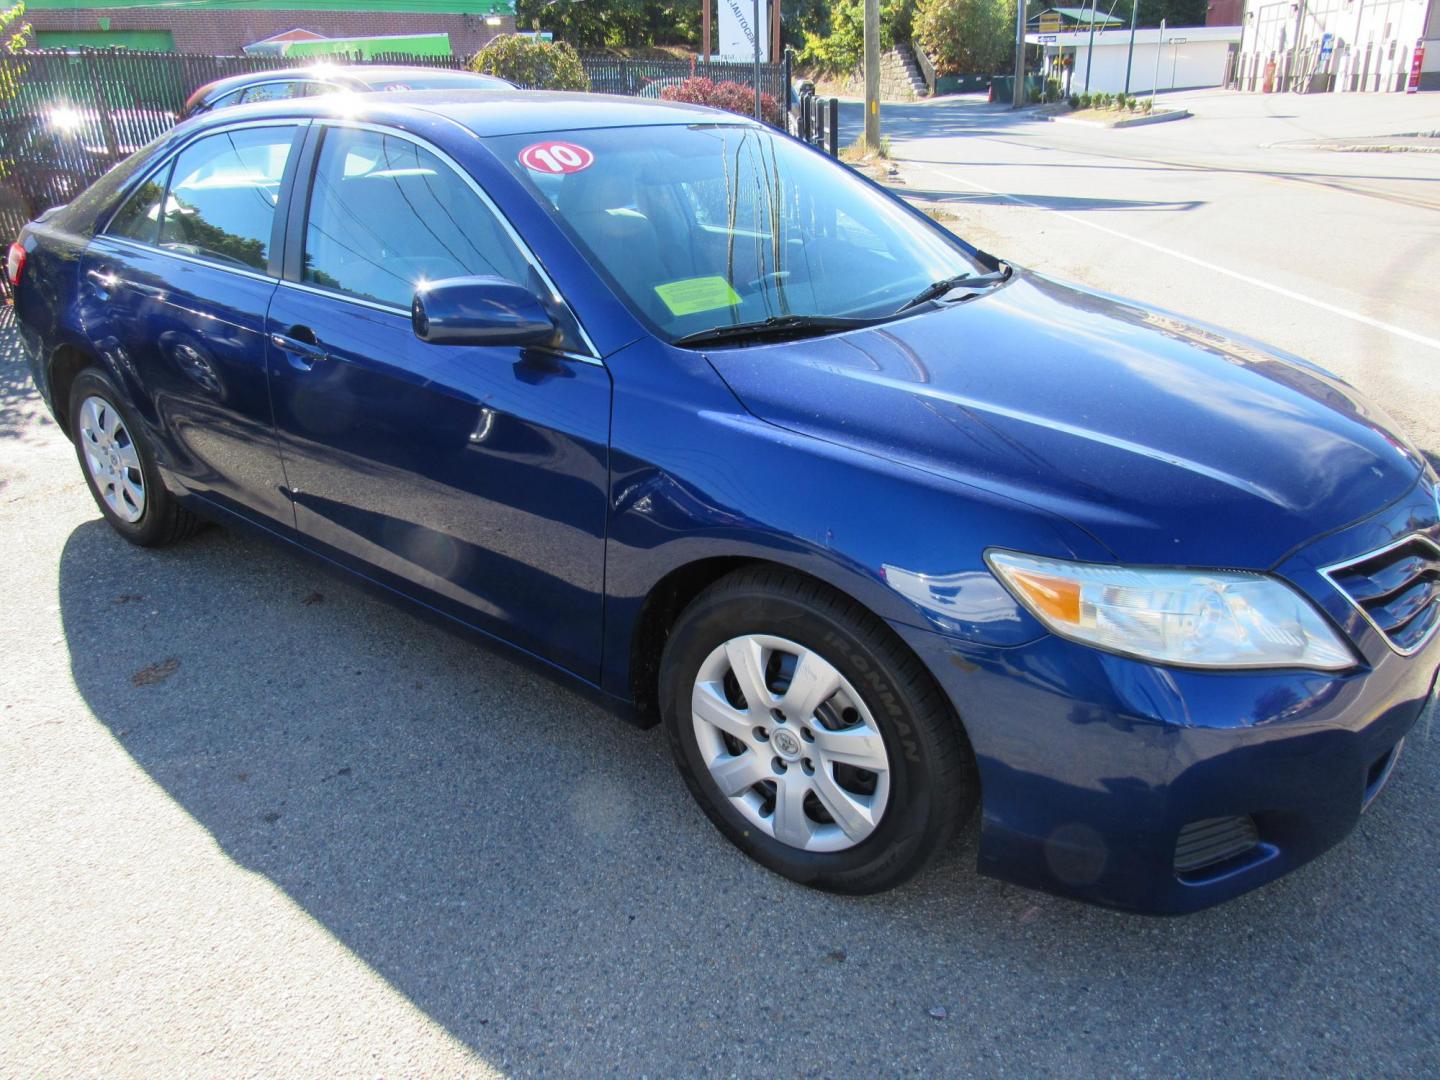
[
  {"left": 195, "top": 65, "right": 507, "bottom": 101},
  {"left": 201, "top": 88, "right": 754, "bottom": 138}
]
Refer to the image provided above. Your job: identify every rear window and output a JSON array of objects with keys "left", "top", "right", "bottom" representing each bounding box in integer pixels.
[{"left": 47, "top": 132, "right": 171, "bottom": 239}]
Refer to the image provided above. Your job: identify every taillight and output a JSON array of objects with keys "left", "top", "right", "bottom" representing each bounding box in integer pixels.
[{"left": 5, "top": 242, "right": 25, "bottom": 286}]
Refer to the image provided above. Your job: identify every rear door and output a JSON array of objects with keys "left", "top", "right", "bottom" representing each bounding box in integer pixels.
[
  {"left": 77, "top": 121, "right": 304, "bottom": 526},
  {"left": 264, "top": 122, "right": 611, "bottom": 679}
]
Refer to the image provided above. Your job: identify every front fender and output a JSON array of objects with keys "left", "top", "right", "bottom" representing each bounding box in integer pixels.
[{"left": 600, "top": 338, "right": 1111, "bottom": 698}]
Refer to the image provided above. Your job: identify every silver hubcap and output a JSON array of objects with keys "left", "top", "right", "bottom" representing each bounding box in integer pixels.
[
  {"left": 691, "top": 634, "right": 892, "bottom": 853},
  {"left": 79, "top": 395, "right": 145, "bottom": 523}
]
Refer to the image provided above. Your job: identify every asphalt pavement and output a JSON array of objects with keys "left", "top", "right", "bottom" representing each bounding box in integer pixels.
[{"left": 4, "top": 90, "right": 1440, "bottom": 1077}]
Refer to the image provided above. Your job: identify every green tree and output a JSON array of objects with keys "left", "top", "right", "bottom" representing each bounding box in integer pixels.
[
  {"left": 0, "top": 4, "right": 32, "bottom": 183},
  {"left": 470, "top": 34, "right": 590, "bottom": 90},
  {"left": 796, "top": 0, "right": 914, "bottom": 75},
  {"left": 914, "top": 0, "right": 1013, "bottom": 76},
  {"left": 1134, "top": 0, "right": 1207, "bottom": 28}
]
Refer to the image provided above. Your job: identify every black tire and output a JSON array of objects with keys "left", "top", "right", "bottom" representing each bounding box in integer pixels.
[
  {"left": 68, "top": 368, "right": 204, "bottom": 547},
  {"left": 660, "top": 567, "right": 978, "bottom": 894}
]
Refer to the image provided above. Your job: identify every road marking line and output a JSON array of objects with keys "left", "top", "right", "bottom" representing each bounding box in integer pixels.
[{"left": 906, "top": 160, "right": 1440, "bottom": 353}]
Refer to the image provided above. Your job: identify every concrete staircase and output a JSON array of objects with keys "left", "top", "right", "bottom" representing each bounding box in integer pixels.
[
  {"left": 827, "top": 45, "right": 931, "bottom": 101},
  {"left": 881, "top": 45, "right": 929, "bottom": 100}
]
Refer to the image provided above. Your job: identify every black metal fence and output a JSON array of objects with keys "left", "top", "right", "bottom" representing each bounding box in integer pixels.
[
  {"left": 0, "top": 48, "right": 788, "bottom": 250},
  {"left": 793, "top": 90, "right": 839, "bottom": 158}
]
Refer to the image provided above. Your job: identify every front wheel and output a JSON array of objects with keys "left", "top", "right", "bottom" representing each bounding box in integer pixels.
[{"left": 661, "top": 568, "right": 978, "bottom": 894}]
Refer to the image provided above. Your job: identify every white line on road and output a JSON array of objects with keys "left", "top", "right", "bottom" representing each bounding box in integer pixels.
[{"left": 907, "top": 160, "right": 1440, "bottom": 353}]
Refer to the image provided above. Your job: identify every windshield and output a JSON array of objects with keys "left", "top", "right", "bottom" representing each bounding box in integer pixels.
[{"left": 493, "top": 124, "right": 983, "bottom": 341}]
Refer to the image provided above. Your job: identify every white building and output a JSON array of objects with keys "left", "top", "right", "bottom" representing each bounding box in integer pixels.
[
  {"left": 1028, "top": 25, "right": 1243, "bottom": 95},
  {"left": 1235, "top": 0, "right": 1439, "bottom": 92}
]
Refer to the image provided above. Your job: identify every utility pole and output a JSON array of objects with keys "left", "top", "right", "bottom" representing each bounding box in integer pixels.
[
  {"left": 1287, "top": 0, "right": 1308, "bottom": 90},
  {"left": 1151, "top": 17, "right": 1165, "bottom": 103},
  {"left": 702, "top": 0, "right": 711, "bottom": 60},
  {"left": 864, "top": 0, "right": 881, "bottom": 148},
  {"left": 752, "top": 0, "right": 762, "bottom": 118},
  {"left": 1083, "top": 0, "right": 1099, "bottom": 93},
  {"left": 1012, "top": 0, "right": 1027, "bottom": 107},
  {"left": 1122, "top": 0, "right": 1138, "bottom": 94}
]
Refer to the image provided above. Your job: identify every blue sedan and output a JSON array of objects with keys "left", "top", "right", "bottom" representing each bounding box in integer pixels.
[{"left": 11, "top": 90, "right": 1438, "bottom": 912}]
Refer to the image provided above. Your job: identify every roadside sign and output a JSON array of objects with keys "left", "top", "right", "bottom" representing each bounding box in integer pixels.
[
  {"left": 1038, "top": 34, "right": 1058, "bottom": 43},
  {"left": 1167, "top": 37, "right": 1188, "bottom": 44},
  {"left": 1039, "top": 13, "right": 1062, "bottom": 33},
  {"left": 1409, "top": 41, "right": 1426, "bottom": 93}
]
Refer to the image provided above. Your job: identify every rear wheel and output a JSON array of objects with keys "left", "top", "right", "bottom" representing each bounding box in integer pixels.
[
  {"left": 661, "top": 567, "right": 977, "bottom": 894},
  {"left": 68, "top": 369, "right": 203, "bottom": 547}
]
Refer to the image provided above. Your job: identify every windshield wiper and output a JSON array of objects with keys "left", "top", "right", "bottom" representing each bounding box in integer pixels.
[
  {"left": 672, "top": 314, "right": 875, "bottom": 349},
  {"left": 895, "top": 265, "right": 1012, "bottom": 314}
]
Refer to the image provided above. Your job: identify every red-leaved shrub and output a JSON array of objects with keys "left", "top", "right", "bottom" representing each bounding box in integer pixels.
[{"left": 658, "top": 77, "right": 782, "bottom": 126}]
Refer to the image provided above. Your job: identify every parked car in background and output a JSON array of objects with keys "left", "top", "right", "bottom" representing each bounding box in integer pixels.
[
  {"left": 9, "top": 90, "right": 1438, "bottom": 914},
  {"left": 180, "top": 65, "right": 513, "bottom": 117}
]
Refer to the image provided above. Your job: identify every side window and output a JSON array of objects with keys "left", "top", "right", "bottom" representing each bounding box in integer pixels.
[
  {"left": 158, "top": 125, "right": 296, "bottom": 271},
  {"left": 302, "top": 126, "right": 529, "bottom": 308},
  {"left": 207, "top": 90, "right": 243, "bottom": 111},
  {"left": 239, "top": 82, "right": 295, "bottom": 105},
  {"left": 106, "top": 168, "right": 169, "bottom": 244}
]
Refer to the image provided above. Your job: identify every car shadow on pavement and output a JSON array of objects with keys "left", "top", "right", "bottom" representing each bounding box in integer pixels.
[
  {"left": 56, "top": 514, "right": 1440, "bottom": 1073},
  {"left": 0, "top": 307, "right": 58, "bottom": 443}
]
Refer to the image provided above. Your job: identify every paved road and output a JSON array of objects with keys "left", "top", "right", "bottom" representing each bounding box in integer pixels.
[
  {"left": 844, "top": 90, "right": 1440, "bottom": 457},
  {"left": 4, "top": 92, "right": 1440, "bottom": 1077}
]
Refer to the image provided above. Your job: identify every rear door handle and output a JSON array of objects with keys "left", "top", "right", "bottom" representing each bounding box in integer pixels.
[
  {"left": 269, "top": 330, "right": 329, "bottom": 370},
  {"left": 85, "top": 267, "right": 117, "bottom": 297}
]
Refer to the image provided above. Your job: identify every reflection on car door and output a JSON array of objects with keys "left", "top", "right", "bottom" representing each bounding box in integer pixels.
[
  {"left": 77, "top": 122, "right": 303, "bottom": 526},
  {"left": 264, "top": 124, "right": 611, "bottom": 679}
]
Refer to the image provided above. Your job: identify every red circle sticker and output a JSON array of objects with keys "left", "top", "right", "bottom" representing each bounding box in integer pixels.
[{"left": 518, "top": 141, "right": 595, "bottom": 175}]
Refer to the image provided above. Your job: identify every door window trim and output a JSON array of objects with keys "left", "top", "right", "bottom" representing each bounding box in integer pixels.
[
  {"left": 284, "top": 117, "right": 600, "bottom": 362},
  {"left": 95, "top": 117, "right": 308, "bottom": 282}
]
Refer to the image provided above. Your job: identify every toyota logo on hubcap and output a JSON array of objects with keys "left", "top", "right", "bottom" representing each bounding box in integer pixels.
[{"left": 772, "top": 728, "right": 802, "bottom": 758}]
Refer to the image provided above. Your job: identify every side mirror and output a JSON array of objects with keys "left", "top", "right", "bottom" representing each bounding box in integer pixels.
[{"left": 411, "top": 276, "right": 558, "bottom": 347}]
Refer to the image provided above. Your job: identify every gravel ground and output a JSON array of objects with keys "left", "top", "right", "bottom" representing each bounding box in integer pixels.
[{"left": 4, "top": 92, "right": 1440, "bottom": 1076}]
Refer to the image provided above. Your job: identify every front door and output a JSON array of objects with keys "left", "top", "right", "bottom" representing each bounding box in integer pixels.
[
  {"left": 78, "top": 121, "right": 303, "bottom": 527},
  {"left": 265, "top": 124, "right": 611, "bottom": 679}
]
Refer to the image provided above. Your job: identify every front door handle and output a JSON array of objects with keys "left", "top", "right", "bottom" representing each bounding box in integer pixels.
[{"left": 269, "top": 327, "right": 329, "bottom": 371}]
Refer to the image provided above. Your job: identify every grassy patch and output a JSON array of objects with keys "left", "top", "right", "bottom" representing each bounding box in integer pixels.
[{"left": 841, "top": 135, "right": 893, "bottom": 162}]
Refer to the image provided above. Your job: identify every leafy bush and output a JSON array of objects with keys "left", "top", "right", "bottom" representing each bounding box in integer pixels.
[
  {"left": 470, "top": 34, "right": 589, "bottom": 90},
  {"left": 1067, "top": 93, "right": 1079, "bottom": 109},
  {"left": 1078, "top": 92, "right": 1092, "bottom": 109},
  {"left": 658, "top": 77, "right": 782, "bottom": 126},
  {"left": 914, "top": 0, "right": 1013, "bottom": 77}
]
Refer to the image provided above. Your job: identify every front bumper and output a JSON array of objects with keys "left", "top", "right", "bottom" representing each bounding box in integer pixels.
[{"left": 895, "top": 481, "right": 1440, "bottom": 914}]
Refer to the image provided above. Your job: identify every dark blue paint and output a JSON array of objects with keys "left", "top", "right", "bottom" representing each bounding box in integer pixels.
[{"left": 15, "top": 91, "right": 1439, "bottom": 913}]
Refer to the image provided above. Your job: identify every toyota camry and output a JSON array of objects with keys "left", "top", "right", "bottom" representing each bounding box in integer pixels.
[{"left": 11, "top": 90, "right": 1438, "bottom": 912}]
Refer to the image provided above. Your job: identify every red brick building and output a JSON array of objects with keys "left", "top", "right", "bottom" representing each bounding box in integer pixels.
[{"left": 1206, "top": 0, "right": 1245, "bottom": 26}]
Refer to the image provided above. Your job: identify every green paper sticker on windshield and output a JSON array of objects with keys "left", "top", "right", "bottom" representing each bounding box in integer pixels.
[{"left": 654, "top": 276, "right": 742, "bottom": 317}]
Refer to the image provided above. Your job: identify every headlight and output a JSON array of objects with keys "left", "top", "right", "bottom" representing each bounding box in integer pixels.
[{"left": 986, "top": 551, "right": 1355, "bottom": 670}]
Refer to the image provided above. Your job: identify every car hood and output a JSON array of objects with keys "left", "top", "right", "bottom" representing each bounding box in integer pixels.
[{"left": 703, "top": 271, "right": 1423, "bottom": 568}]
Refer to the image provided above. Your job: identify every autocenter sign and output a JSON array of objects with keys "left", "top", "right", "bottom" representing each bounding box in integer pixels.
[{"left": 718, "top": 0, "right": 770, "bottom": 61}]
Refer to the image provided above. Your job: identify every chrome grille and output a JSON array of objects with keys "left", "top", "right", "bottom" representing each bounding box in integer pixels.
[{"left": 1323, "top": 535, "right": 1440, "bottom": 655}]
